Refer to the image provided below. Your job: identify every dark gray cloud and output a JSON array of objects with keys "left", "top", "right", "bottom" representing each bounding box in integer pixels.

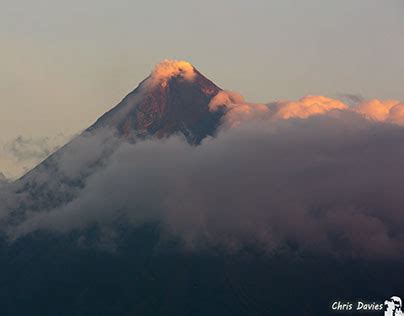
[{"left": 3, "top": 110, "right": 404, "bottom": 259}]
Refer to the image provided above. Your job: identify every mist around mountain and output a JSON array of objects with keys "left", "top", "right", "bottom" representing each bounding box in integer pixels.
[{"left": 1, "top": 60, "right": 404, "bottom": 315}]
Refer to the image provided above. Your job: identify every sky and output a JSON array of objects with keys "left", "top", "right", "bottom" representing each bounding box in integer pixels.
[{"left": 1, "top": 0, "right": 403, "bottom": 178}]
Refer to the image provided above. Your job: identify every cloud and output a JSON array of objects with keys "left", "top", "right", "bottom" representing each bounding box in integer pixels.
[
  {"left": 4, "top": 109, "right": 404, "bottom": 259},
  {"left": 209, "top": 91, "right": 404, "bottom": 129},
  {"left": 0, "top": 134, "right": 68, "bottom": 179},
  {"left": 269, "top": 95, "right": 348, "bottom": 119},
  {"left": 4, "top": 135, "right": 61, "bottom": 162},
  {"left": 146, "top": 60, "right": 196, "bottom": 88},
  {"left": 209, "top": 92, "right": 349, "bottom": 127},
  {"left": 208, "top": 90, "right": 270, "bottom": 127},
  {"left": 208, "top": 90, "right": 246, "bottom": 111},
  {"left": 354, "top": 99, "right": 404, "bottom": 125},
  {"left": 209, "top": 93, "right": 349, "bottom": 127}
]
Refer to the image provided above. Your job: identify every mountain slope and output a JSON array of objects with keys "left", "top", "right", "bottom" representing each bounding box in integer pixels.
[{"left": 8, "top": 61, "right": 224, "bottom": 214}]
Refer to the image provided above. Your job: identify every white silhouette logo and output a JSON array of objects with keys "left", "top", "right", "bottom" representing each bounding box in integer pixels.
[{"left": 385, "top": 296, "right": 403, "bottom": 316}]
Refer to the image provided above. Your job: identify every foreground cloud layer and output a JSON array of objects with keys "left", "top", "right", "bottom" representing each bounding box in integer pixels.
[
  {"left": 1, "top": 63, "right": 404, "bottom": 259},
  {"left": 3, "top": 103, "right": 404, "bottom": 258}
]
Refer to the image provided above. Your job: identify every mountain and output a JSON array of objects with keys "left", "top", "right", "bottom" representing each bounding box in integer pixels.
[
  {"left": 21, "top": 60, "right": 225, "bottom": 182},
  {"left": 9, "top": 60, "right": 225, "bottom": 213},
  {"left": 88, "top": 60, "right": 224, "bottom": 144}
]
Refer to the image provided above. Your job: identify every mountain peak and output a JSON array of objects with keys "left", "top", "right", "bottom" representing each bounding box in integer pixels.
[{"left": 90, "top": 60, "right": 224, "bottom": 144}]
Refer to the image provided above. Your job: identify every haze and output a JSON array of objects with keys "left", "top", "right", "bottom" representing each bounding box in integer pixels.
[{"left": 1, "top": 0, "right": 403, "bottom": 178}]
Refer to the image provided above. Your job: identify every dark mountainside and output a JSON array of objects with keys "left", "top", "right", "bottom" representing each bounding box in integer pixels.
[{"left": 0, "top": 62, "right": 403, "bottom": 316}]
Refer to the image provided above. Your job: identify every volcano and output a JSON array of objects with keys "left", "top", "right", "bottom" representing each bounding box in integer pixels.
[
  {"left": 12, "top": 60, "right": 225, "bottom": 212},
  {"left": 88, "top": 60, "right": 224, "bottom": 144}
]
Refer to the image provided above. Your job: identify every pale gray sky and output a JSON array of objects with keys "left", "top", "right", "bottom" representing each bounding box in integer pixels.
[{"left": 1, "top": 0, "right": 403, "bottom": 178}]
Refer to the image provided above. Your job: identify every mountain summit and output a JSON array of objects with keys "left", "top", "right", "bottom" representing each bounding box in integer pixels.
[{"left": 89, "top": 60, "right": 224, "bottom": 144}]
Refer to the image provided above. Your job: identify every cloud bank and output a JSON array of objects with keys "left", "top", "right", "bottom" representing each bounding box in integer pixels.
[
  {"left": 355, "top": 99, "right": 404, "bottom": 125},
  {"left": 3, "top": 103, "right": 404, "bottom": 258},
  {"left": 209, "top": 91, "right": 404, "bottom": 128}
]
